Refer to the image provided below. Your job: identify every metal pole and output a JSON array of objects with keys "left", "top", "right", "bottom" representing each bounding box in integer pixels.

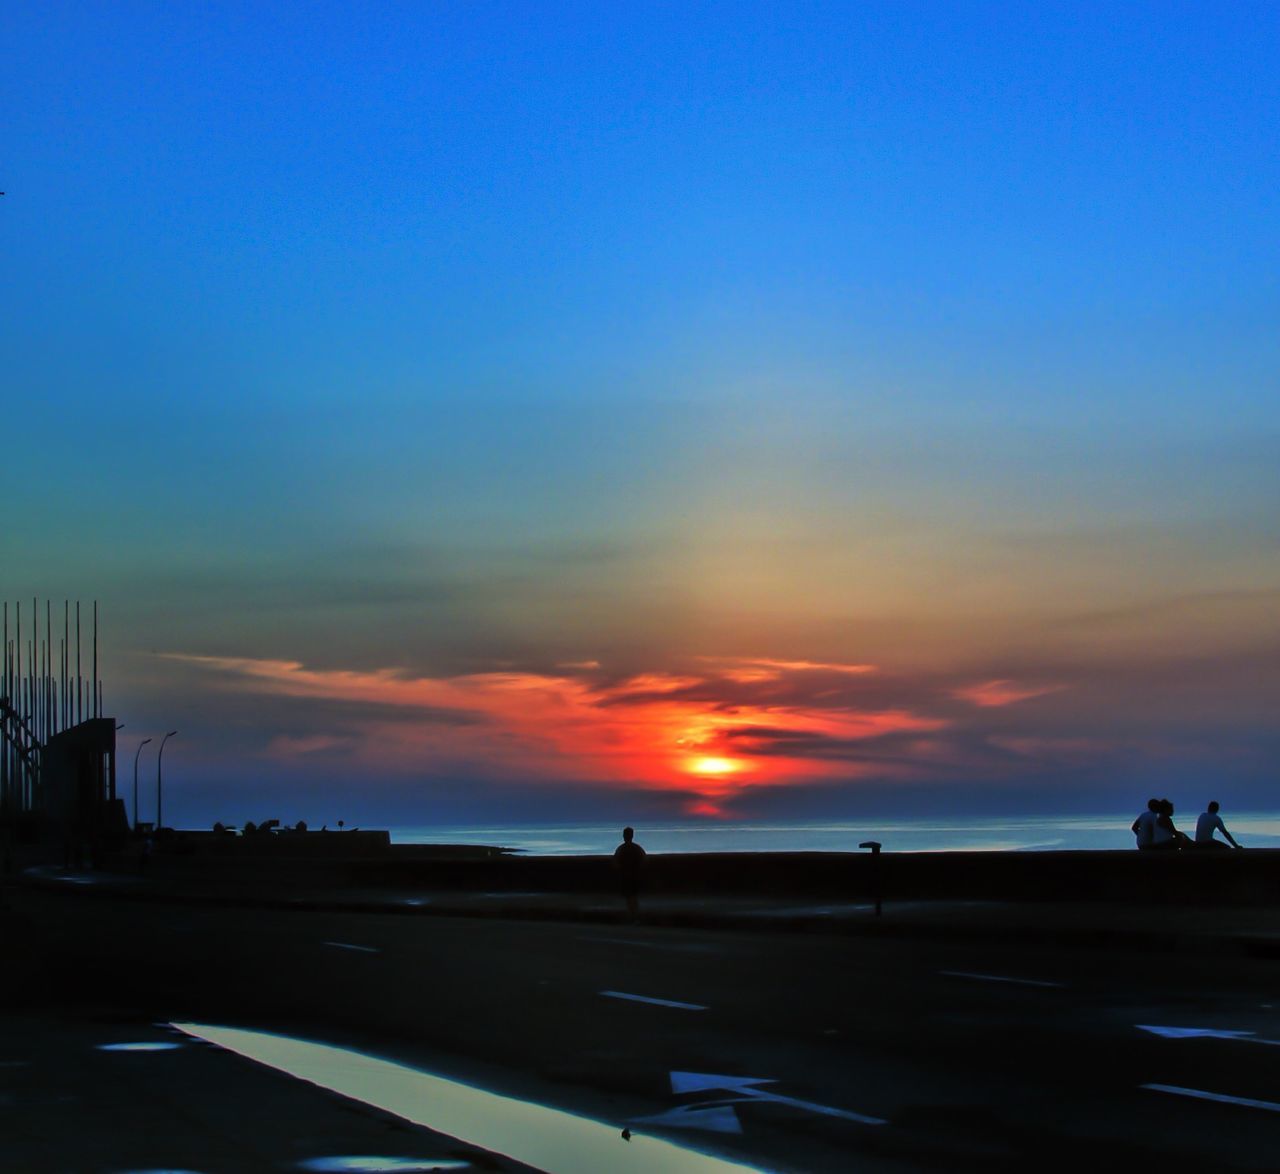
[
  {"left": 45, "top": 598, "right": 51, "bottom": 740},
  {"left": 133, "top": 738, "right": 152, "bottom": 831},
  {"left": 31, "top": 599, "right": 38, "bottom": 746},
  {"left": 156, "top": 730, "right": 177, "bottom": 831},
  {"left": 3, "top": 603, "right": 7, "bottom": 808}
]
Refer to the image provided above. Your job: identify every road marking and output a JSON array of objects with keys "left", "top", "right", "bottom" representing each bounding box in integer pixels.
[
  {"left": 670, "top": 1071, "right": 886, "bottom": 1126},
  {"left": 172, "top": 1023, "right": 764, "bottom": 1173},
  {"left": 1137, "top": 1025, "right": 1280, "bottom": 1046},
  {"left": 631, "top": 1104, "right": 743, "bottom": 1134},
  {"left": 97, "top": 1041, "right": 184, "bottom": 1052},
  {"left": 581, "top": 936, "right": 716, "bottom": 954},
  {"left": 940, "top": 970, "right": 1064, "bottom": 989},
  {"left": 323, "top": 941, "right": 380, "bottom": 954},
  {"left": 1142, "top": 1084, "right": 1280, "bottom": 1113},
  {"left": 600, "top": 990, "right": 707, "bottom": 1011}
]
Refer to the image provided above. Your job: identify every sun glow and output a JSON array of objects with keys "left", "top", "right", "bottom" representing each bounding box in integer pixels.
[{"left": 688, "top": 756, "right": 741, "bottom": 776}]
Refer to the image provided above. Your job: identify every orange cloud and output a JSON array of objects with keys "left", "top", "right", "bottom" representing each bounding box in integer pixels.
[
  {"left": 160, "top": 651, "right": 945, "bottom": 802},
  {"left": 700, "top": 655, "right": 877, "bottom": 684},
  {"left": 952, "top": 679, "right": 1065, "bottom": 708}
]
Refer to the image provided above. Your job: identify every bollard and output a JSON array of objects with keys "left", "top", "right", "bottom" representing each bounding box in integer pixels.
[{"left": 859, "top": 840, "right": 882, "bottom": 916}]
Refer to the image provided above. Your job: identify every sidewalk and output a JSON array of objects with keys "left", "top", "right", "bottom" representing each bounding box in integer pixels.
[{"left": 17, "top": 862, "right": 1280, "bottom": 959}]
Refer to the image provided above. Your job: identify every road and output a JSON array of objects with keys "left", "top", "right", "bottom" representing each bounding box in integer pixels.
[{"left": 13, "top": 887, "right": 1280, "bottom": 1171}]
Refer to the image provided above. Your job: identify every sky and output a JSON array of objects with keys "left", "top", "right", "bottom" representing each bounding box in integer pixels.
[{"left": 3, "top": 2, "right": 1277, "bottom": 829}]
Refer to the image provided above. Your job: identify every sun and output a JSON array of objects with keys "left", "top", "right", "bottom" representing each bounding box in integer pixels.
[{"left": 688, "top": 756, "right": 741, "bottom": 776}]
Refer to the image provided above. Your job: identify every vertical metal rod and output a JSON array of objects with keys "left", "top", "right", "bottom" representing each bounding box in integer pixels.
[
  {"left": 31, "top": 599, "right": 38, "bottom": 746},
  {"left": 3, "top": 622, "right": 6, "bottom": 809},
  {"left": 3, "top": 603, "right": 7, "bottom": 809},
  {"left": 63, "top": 601, "right": 69, "bottom": 736},
  {"left": 2, "top": 609, "right": 6, "bottom": 808},
  {"left": 16, "top": 601, "right": 21, "bottom": 808},
  {"left": 75, "top": 601, "right": 81, "bottom": 726},
  {"left": 46, "top": 598, "right": 52, "bottom": 740},
  {"left": 26, "top": 639, "right": 32, "bottom": 809},
  {"left": 92, "top": 601, "right": 98, "bottom": 719}
]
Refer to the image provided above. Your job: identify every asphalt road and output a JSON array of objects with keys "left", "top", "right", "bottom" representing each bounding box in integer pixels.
[{"left": 13, "top": 888, "right": 1280, "bottom": 1172}]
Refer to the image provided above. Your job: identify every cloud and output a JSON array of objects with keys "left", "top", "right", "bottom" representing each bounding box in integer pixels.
[
  {"left": 699, "top": 655, "right": 877, "bottom": 684},
  {"left": 952, "top": 679, "right": 1065, "bottom": 708},
  {"left": 157, "top": 649, "right": 948, "bottom": 800},
  {"left": 266, "top": 734, "right": 358, "bottom": 758}
]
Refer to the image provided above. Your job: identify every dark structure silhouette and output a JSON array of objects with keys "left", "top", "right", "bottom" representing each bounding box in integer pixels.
[
  {"left": 0, "top": 599, "right": 120, "bottom": 864},
  {"left": 613, "top": 826, "right": 646, "bottom": 920}
]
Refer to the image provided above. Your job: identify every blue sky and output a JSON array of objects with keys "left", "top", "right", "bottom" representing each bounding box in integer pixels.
[{"left": 3, "top": 3, "right": 1277, "bottom": 827}]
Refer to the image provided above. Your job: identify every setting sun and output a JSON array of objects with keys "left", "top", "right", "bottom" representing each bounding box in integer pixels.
[{"left": 688, "top": 756, "right": 742, "bottom": 776}]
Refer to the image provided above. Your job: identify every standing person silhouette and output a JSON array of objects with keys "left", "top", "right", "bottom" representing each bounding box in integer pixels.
[{"left": 613, "top": 827, "right": 647, "bottom": 921}]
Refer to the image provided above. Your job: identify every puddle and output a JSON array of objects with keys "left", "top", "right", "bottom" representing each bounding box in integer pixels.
[
  {"left": 172, "top": 1023, "right": 766, "bottom": 1174},
  {"left": 97, "top": 1042, "right": 184, "bottom": 1053},
  {"left": 298, "top": 1159, "right": 470, "bottom": 1172}
]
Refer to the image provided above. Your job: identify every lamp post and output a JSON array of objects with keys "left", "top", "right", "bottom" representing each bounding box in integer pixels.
[
  {"left": 132, "top": 738, "right": 152, "bottom": 831},
  {"left": 156, "top": 730, "right": 177, "bottom": 831}
]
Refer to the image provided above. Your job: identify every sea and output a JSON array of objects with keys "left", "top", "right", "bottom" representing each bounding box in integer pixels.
[{"left": 388, "top": 813, "right": 1280, "bottom": 856}]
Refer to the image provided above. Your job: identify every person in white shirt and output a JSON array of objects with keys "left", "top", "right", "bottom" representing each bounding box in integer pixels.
[
  {"left": 1132, "top": 798, "right": 1159, "bottom": 849},
  {"left": 1194, "top": 801, "right": 1241, "bottom": 850}
]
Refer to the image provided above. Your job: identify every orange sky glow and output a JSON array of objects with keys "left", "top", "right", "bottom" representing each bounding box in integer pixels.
[{"left": 162, "top": 651, "right": 967, "bottom": 813}]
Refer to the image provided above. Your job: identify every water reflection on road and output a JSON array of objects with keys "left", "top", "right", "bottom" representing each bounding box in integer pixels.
[{"left": 172, "top": 1022, "right": 767, "bottom": 1174}]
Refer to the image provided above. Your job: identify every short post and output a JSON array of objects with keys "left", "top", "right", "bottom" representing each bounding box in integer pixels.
[{"left": 859, "top": 840, "right": 882, "bottom": 916}]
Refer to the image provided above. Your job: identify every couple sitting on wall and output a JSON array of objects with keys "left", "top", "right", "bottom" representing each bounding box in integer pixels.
[{"left": 1132, "top": 799, "right": 1242, "bottom": 851}]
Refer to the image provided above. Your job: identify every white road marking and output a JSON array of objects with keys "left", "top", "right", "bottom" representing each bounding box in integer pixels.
[
  {"left": 670, "top": 1071, "right": 886, "bottom": 1126},
  {"left": 173, "top": 1023, "right": 764, "bottom": 1172},
  {"left": 322, "top": 941, "right": 380, "bottom": 954},
  {"left": 1142, "top": 1084, "right": 1280, "bottom": 1113},
  {"left": 940, "top": 970, "right": 1064, "bottom": 989},
  {"left": 580, "top": 936, "right": 716, "bottom": 954},
  {"left": 600, "top": 990, "right": 707, "bottom": 1011}
]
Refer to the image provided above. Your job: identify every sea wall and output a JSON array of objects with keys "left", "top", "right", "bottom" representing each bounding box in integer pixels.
[{"left": 352, "top": 847, "right": 1280, "bottom": 906}]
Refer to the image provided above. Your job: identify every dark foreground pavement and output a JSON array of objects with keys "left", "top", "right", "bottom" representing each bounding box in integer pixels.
[
  {"left": 19, "top": 859, "right": 1280, "bottom": 958},
  {"left": 9, "top": 862, "right": 1280, "bottom": 1172}
]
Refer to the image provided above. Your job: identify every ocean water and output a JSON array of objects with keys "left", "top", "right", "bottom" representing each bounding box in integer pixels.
[{"left": 389, "top": 813, "right": 1280, "bottom": 856}]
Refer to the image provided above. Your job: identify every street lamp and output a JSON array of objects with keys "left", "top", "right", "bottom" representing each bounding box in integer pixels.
[
  {"left": 132, "top": 738, "right": 152, "bottom": 831},
  {"left": 156, "top": 730, "right": 177, "bottom": 831}
]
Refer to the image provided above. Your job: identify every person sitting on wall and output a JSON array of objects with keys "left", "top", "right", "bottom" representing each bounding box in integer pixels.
[
  {"left": 1149, "top": 798, "right": 1190, "bottom": 851},
  {"left": 1133, "top": 798, "right": 1160, "bottom": 849},
  {"left": 1194, "top": 801, "right": 1242, "bottom": 850}
]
